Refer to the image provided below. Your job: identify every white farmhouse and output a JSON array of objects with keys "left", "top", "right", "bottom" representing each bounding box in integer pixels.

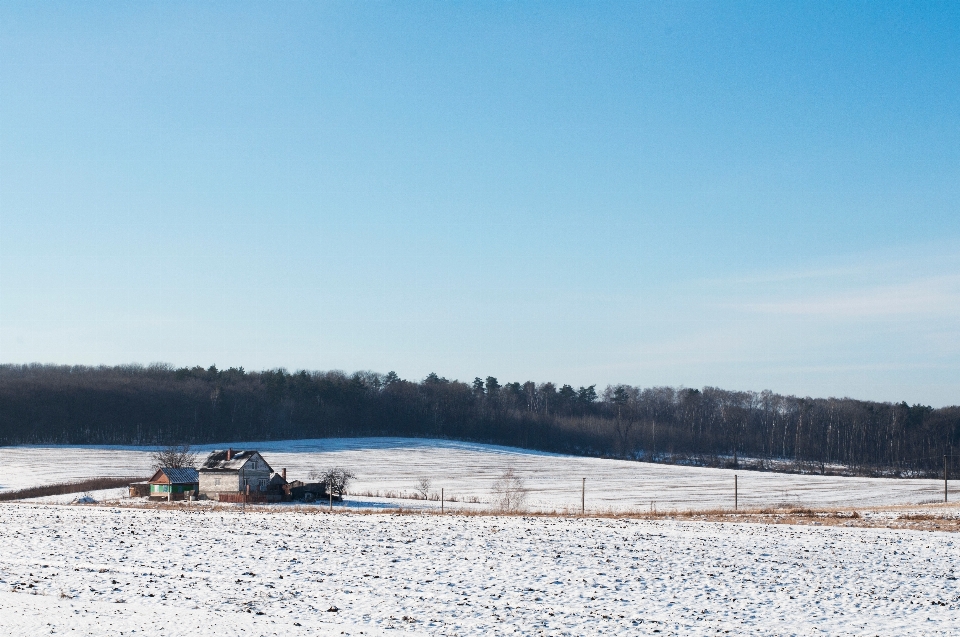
[{"left": 198, "top": 449, "right": 273, "bottom": 500}]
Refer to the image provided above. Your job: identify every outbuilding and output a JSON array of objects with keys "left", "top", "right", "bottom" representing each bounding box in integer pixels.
[{"left": 148, "top": 467, "right": 199, "bottom": 500}]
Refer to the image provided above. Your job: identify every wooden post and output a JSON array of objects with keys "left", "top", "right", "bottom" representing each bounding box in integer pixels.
[
  {"left": 329, "top": 480, "right": 333, "bottom": 511},
  {"left": 441, "top": 488, "right": 444, "bottom": 514},
  {"left": 581, "top": 478, "right": 585, "bottom": 516},
  {"left": 734, "top": 475, "right": 738, "bottom": 511},
  {"left": 945, "top": 455, "right": 949, "bottom": 503}
]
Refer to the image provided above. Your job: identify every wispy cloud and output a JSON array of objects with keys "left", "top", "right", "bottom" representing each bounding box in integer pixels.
[
  {"left": 619, "top": 243, "right": 960, "bottom": 404},
  {"left": 739, "top": 274, "right": 960, "bottom": 318}
]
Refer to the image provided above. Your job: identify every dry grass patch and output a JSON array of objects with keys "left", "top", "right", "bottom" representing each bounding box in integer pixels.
[
  {"left": 0, "top": 477, "right": 146, "bottom": 502},
  {"left": 47, "top": 497, "right": 960, "bottom": 533}
]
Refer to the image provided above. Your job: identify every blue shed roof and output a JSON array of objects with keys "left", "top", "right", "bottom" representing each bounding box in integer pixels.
[{"left": 155, "top": 467, "right": 199, "bottom": 484}]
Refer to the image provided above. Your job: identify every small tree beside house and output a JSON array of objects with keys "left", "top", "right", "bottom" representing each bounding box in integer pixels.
[
  {"left": 151, "top": 444, "right": 197, "bottom": 471},
  {"left": 308, "top": 467, "right": 355, "bottom": 501}
]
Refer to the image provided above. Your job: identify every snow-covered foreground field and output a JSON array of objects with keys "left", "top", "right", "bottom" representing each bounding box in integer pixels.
[
  {"left": 0, "top": 503, "right": 957, "bottom": 637},
  {"left": 0, "top": 438, "right": 948, "bottom": 511}
]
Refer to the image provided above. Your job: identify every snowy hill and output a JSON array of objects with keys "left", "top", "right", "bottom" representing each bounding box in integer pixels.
[{"left": 0, "top": 437, "right": 947, "bottom": 511}]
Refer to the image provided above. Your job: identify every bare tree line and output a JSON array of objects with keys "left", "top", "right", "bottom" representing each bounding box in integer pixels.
[{"left": 0, "top": 364, "right": 957, "bottom": 477}]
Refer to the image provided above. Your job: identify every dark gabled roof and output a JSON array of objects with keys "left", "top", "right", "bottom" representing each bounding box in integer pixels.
[
  {"left": 199, "top": 450, "right": 272, "bottom": 473},
  {"left": 150, "top": 467, "right": 199, "bottom": 485}
]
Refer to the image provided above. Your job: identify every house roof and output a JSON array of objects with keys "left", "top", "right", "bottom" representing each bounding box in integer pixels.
[
  {"left": 150, "top": 467, "right": 199, "bottom": 485},
  {"left": 199, "top": 450, "right": 271, "bottom": 473}
]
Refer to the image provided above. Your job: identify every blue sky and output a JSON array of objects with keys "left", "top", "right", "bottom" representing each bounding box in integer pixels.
[{"left": 1, "top": 2, "right": 959, "bottom": 405}]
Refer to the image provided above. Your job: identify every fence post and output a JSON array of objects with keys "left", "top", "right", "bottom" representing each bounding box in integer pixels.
[
  {"left": 734, "top": 475, "right": 738, "bottom": 511},
  {"left": 441, "top": 488, "right": 444, "bottom": 514},
  {"left": 581, "top": 478, "right": 585, "bottom": 516},
  {"left": 945, "top": 456, "right": 949, "bottom": 503},
  {"left": 329, "top": 480, "right": 333, "bottom": 511}
]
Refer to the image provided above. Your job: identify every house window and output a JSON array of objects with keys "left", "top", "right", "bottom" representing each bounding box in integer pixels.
[
  {"left": 259, "top": 479, "right": 267, "bottom": 491},
  {"left": 214, "top": 478, "right": 221, "bottom": 487}
]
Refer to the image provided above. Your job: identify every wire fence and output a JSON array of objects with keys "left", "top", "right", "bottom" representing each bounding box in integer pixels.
[{"left": 336, "top": 470, "right": 955, "bottom": 514}]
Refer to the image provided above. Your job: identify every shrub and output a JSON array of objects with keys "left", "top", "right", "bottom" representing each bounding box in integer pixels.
[{"left": 491, "top": 469, "right": 527, "bottom": 512}]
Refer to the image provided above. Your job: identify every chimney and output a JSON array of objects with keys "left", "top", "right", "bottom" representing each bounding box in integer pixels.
[
  {"left": 282, "top": 468, "right": 287, "bottom": 481},
  {"left": 226, "top": 448, "right": 233, "bottom": 461}
]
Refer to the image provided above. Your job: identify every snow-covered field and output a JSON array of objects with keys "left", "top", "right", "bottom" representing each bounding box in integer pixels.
[
  {"left": 0, "top": 503, "right": 957, "bottom": 636},
  {"left": 2, "top": 439, "right": 957, "bottom": 635},
  {"left": 0, "top": 438, "right": 949, "bottom": 511}
]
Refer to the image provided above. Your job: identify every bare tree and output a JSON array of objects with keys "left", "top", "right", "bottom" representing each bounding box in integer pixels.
[
  {"left": 152, "top": 444, "right": 197, "bottom": 470},
  {"left": 491, "top": 468, "right": 527, "bottom": 512},
  {"left": 608, "top": 384, "right": 634, "bottom": 455},
  {"left": 309, "top": 467, "right": 356, "bottom": 499},
  {"left": 415, "top": 476, "right": 432, "bottom": 500}
]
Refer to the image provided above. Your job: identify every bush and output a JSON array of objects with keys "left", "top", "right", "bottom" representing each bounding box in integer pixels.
[
  {"left": 415, "top": 477, "right": 432, "bottom": 500},
  {"left": 491, "top": 469, "right": 527, "bottom": 512}
]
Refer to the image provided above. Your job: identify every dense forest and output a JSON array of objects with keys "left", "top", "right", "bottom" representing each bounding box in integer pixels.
[{"left": 1, "top": 364, "right": 958, "bottom": 477}]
